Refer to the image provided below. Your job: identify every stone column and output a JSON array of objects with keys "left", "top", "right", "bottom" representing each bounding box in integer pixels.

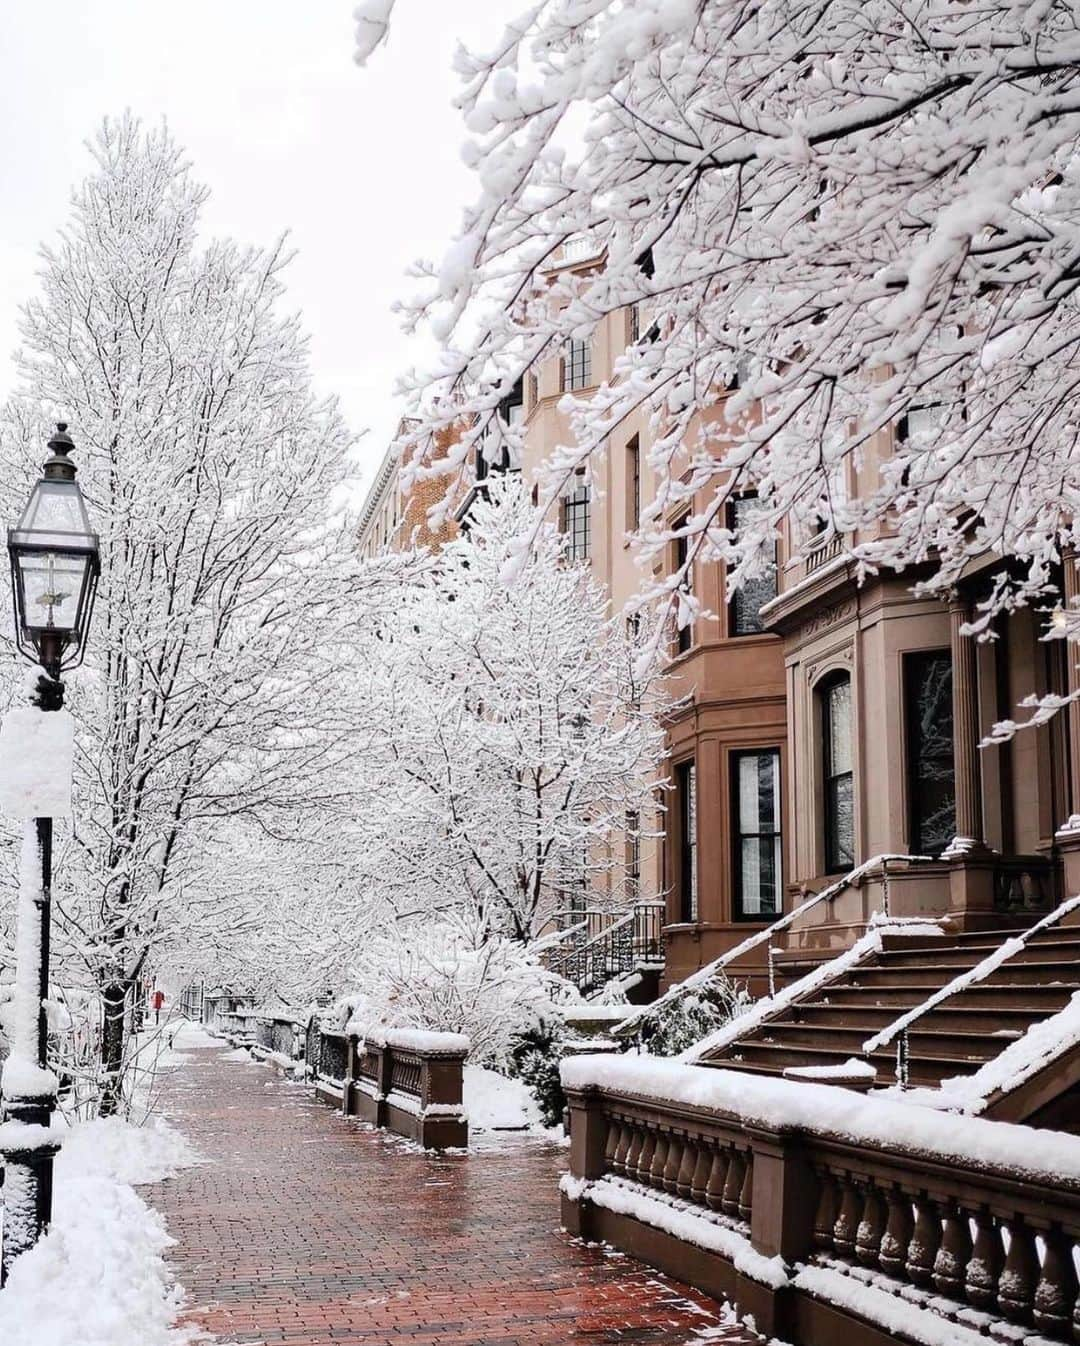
[
  {"left": 945, "top": 596, "right": 986, "bottom": 856},
  {"left": 1059, "top": 555, "right": 1080, "bottom": 828},
  {"left": 1055, "top": 554, "right": 1080, "bottom": 892}
]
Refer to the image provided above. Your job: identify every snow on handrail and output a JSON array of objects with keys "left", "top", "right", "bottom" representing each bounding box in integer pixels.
[
  {"left": 862, "top": 892, "right": 1080, "bottom": 1055},
  {"left": 613, "top": 853, "right": 931, "bottom": 1039}
]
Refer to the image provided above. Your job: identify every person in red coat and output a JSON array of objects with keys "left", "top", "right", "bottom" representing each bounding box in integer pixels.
[{"left": 152, "top": 989, "right": 165, "bottom": 1026}]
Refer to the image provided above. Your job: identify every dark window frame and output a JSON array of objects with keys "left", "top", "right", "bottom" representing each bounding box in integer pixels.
[
  {"left": 903, "top": 649, "right": 955, "bottom": 857},
  {"left": 626, "top": 435, "right": 641, "bottom": 532},
  {"left": 676, "top": 759, "right": 698, "bottom": 923},
  {"left": 731, "top": 748, "right": 782, "bottom": 922},
  {"left": 674, "top": 523, "right": 692, "bottom": 655},
  {"left": 726, "top": 494, "right": 778, "bottom": 636},
  {"left": 821, "top": 672, "right": 855, "bottom": 874},
  {"left": 561, "top": 475, "right": 591, "bottom": 562},
  {"left": 561, "top": 338, "right": 592, "bottom": 392},
  {"left": 626, "top": 809, "right": 641, "bottom": 902}
]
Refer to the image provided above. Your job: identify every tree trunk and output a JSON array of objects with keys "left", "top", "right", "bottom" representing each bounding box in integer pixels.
[{"left": 98, "top": 982, "right": 128, "bottom": 1117}]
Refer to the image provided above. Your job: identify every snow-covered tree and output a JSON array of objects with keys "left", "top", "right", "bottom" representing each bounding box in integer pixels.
[
  {"left": 364, "top": 0, "right": 1080, "bottom": 641},
  {"left": 341, "top": 479, "right": 668, "bottom": 945},
  {"left": 0, "top": 116, "right": 356, "bottom": 1113}
]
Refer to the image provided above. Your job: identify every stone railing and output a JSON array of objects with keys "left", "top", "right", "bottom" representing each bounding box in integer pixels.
[
  {"left": 561, "top": 1056, "right": 1080, "bottom": 1344},
  {"left": 250, "top": 1013, "right": 305, "bottom": 1072},
  {"left": 310, "top": 1023, "right": 469, "bottom": 1149},
  {"left": 312, "top": 1028, "right": 349, "bottom": 1107}
]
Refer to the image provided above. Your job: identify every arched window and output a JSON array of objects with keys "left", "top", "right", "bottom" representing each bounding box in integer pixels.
[{"left": 821, "top": 673, "right": 854, "bottom": 873}]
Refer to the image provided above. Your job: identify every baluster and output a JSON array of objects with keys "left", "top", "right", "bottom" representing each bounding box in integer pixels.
[
  {"left": 999, "top": 1219, "right": 1039, "bottom": 1325},
  {"left": 677, "top": 1137, "right": 697, "bottom": 1198},
  {"left": 813, "top": 1172, "right": 838, "bottom": 1252},
  {"left": 833, "top": 1175, "right": 862, "bottom": 1260},
  {"left": 705, "top": 1146, "right": 729, "bottom": 1213},
  {"left": 690, "top": 1143, "right": 712, "bottom": 1205},
  {"left": 738, "top": 1152, "right": 753, "bottom": 1221},
  {"left": 637, "top": 1126, "right": 656, "bottom": 1185},
  {"left": 722, "top": 1150, "right": 745, "bottom": 1217},
  {"left": 933, "top": 1203, "right": 972, "bottom": 1299},
  {"left": 663, "top": 1134, "right": 683, "bottom": 1194},
  {"left": 603, "top": 1117, "right": 619, "bottom": 1175},
  {"left": 1034, "top": 1227, "right": 1079, "bottom": 1338},
  {"left": 966, "top": 1210, "right": 1004, "bottom": 1311},
  {"left": 650, "top": 1132, "right": 669, "bottom": 1191},
  {"left": 879, "top": 1188, "right": 914, "bottom": 1281},
  {"left": 905, "top": 1196, "right": 941, "bottom": 1287},
  {"left": 856, "top": 1183, "right": 887, "bottom": 1269},
  {"left": 625, "top": 1125, "right": 643, "bottom": 1182},
  {"left": 612, "top": 1121, "right": 631, "bottom": 1177}
]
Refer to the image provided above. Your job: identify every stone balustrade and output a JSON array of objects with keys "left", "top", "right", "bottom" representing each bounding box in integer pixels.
[
  {"left": 311, "top": 1024, "right": 469, "bottom": 1150},
  {"left": 561, "top": 1056, "right": 1080, "bottom": 1344}
]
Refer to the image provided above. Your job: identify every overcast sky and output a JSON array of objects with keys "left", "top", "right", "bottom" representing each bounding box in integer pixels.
[{"left": 0, "top": 2, "right": 507, "bottom": 500}]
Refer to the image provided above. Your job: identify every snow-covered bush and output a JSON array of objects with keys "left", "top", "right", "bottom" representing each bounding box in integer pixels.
[
  {"left": 334, "top": 917, "right": 564, "bottom": 1068},
  {"left": 507, "top": 1017, "right": 569, "bottom": 1129},
  {"left": 637, "top": 974, "right": 751, "bottom": 1058}
]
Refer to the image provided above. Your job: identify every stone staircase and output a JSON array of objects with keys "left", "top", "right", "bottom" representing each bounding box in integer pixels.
[{"left": 698, "top": 923, "right": 1080, "bottom": 1090}]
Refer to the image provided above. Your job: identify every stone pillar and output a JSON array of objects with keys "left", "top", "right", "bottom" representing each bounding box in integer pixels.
[
  {"left": 944, "top": 597, "right": 998, "bottom": 925},
  {"left": 945, "top": 596, "right": 986, "bottom": 856},
  {"left": 1055, "top": 554, "right": 1080, "bottom": 891}
]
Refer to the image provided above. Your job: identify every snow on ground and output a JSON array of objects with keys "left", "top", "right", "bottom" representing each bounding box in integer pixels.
[
  {"left": 0, "top": 1114, "right": 202, "bottom": 1346},
  {"left": 463, "top": 1065, "right": 542, "bottom": 1132},
  {"left": 167, "top": 1019, "right": 219, "bottom": 1050}
]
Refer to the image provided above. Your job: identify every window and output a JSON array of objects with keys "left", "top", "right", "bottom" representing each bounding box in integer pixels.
[
  {"left": 626, "top": 436, "right": 641, "bottom": 532},
  {"left": 626, "top": 810, "right": 641, "bottom": 901},
  {"left": 527, "top": 370, "right": 538, "bottom": 408},
  {"left": 676, "top": 761, "right": 698, "bottom": 922},
  {"left": 905, "top": 651, "right": 955, "bottom": 856},
  {"left": 675, "top": 528, "right": 692, "bottom": 654},
  {"left": 728, "top": 495, "right": 777, "bottom": 635},
  {"left": 561, "top": 338, "right": 592, "bottom": 391},
  {"left": 627, "top": 303, "right": 641, "bottom": 345},
  {"left": 732, "top": 750, "right": 782, "bottom": 920},
  {"left": 562, "top": 476, "right": 591, "bottom": 561},
  {"left": 821, "top": 674, "right": 855, "bottom": 873}
]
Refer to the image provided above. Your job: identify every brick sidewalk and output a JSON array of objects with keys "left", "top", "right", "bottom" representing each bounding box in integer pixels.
[{"left": 151, "top": 1040, "right": 756, "bottom": 1346}]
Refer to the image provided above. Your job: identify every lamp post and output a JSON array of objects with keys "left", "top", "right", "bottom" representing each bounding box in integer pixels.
[{"left": 0, "top": 423, "right": 99, "bottom": 1281}]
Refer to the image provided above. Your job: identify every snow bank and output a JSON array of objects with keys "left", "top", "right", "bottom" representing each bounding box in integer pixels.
[
  {"left": 464, "top": 1065, "right": 542, "bottom": 1131},
  {"left": 168, "top": 1020, "right": 220, "bottom": 1050},
  {"left": 0, "top": 1116, "right": 201, "bottom": 1346},
  {"left": 560, "top": 1054, "right": 1080, "bottom": 1184}
]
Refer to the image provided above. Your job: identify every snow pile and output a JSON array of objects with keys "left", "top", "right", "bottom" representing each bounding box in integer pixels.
[
  {"left": 168, "top": 1020, "right": 221, "bottom": 1051},
  {"left": 464, "top": 1065, "right": 542, "bottom": 1131},
  {"left": 0, "top": 1116, "right": 201, "bottom": 1346},
  {"left": 560, "top": 1054, "right": 1080, "bottom": 1184},
  {"left": 783, "top": 1057, "right": 877, "bottom": 1081}
]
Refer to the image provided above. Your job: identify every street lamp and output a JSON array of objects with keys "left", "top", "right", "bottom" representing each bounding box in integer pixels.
[{"left": 0, "top": 423, "right": 99, "bottom": 1281}]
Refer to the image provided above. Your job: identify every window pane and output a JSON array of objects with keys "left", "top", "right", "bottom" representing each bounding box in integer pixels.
[
  {"left": 734, "top": 750, "right": 781, "bottom": 919},
  {"left": 827, "top": 774, "right": 855, "bottom": 871},
  {"left": 730, "top": 496, "right": 777, "bottom": 635},
  {"left": 906, "top": 651, "right": 955, "bottom": 856},
  {"left": 825, "top": 678, "right": 852, "bottom": 775}
]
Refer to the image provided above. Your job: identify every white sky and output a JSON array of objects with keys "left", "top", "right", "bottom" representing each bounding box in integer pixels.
[{"left": 0, "top": 2, "right": 508, "bottom": 501}]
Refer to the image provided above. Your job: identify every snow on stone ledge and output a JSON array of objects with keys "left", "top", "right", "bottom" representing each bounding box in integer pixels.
[
  {"left": 346, "top": 1021, "right": 470, "bottom": 1056},
  {"left": 559, "top": 1054, "right": 1080, "bottom": 1185}
]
